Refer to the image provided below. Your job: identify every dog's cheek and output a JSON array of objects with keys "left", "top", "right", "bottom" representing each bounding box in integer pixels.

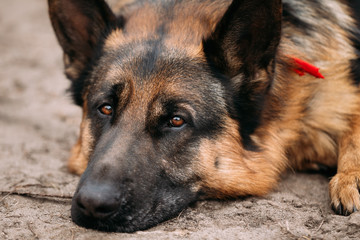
[
  {"left": 195, "top": 117, "right": 245, "bottom": 198},
  {"left": 195, "top": 117, "right": 280, "bottom": 198},
  {"left": 68, "top": 109, "right": 94, "bottom": 175}
]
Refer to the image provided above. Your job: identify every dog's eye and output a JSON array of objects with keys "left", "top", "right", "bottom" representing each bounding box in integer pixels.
[
  {"left": 98, "top": 104, "right": 113, "bottom": 116},
  {"left": 169, "top": 116, "right": 185, "bottom": 128}
]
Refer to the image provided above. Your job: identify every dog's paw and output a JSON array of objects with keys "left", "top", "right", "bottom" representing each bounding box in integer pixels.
[{"left": 329, "top": 171, "right": 360, "bottom": 216}]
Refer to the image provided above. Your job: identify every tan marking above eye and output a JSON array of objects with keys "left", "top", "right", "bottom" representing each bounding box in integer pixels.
[
  {"left": 99, "top": 104, "right": 113, "bottom": 116},
  {"left": 170, "top": 116, "right": 185, "bottom": 127}
]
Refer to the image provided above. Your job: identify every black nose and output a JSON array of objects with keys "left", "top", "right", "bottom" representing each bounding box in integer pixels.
[{"left": 74, "top": 183, "right": 121, "bottom": 219}]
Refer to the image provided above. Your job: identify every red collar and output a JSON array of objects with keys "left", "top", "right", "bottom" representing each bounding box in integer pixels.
[{"left": 290, "top": 57, "right": 324, "bottom": 79}]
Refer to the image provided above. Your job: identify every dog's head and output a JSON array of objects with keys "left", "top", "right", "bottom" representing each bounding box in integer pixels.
[{"left": 49, "top": 0, "right": 282, "bottom": 232}]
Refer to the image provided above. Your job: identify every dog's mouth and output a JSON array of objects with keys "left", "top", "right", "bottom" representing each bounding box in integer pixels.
[
  {"left": 71, "top": 203, "right": 151, "bottom": 233},
  {"left": 70, "top": 179, "right": 199, "bottom": 232},
  {"left": 71, "top": 198, "right": 196, "bottom": 233}
]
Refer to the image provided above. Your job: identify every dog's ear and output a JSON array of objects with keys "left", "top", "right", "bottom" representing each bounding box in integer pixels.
[
  {"left": 48, "top": 0, "right": 118, "bottom": 81},
  {"left": 203, "top": 0, "right": 282, "bottom": 78},
  {"left": 203, "top": 0, "right": 282, "bottom": 149}
]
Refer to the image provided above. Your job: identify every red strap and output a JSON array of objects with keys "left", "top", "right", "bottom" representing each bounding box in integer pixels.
[{"left": 291, "top": 57, "right": 324, "bottom": 79}]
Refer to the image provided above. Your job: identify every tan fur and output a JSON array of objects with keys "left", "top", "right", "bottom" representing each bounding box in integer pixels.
[
  {"left": 196, "top": 117, "right": 287, "bottom": 198},
  {"left": 105, "top": 0, "right": 230, "bottom": 58},
  {"left": 196, "top": 55, "right": 360, "bottom": 202},
  {"left": 330, "top": 113, "right": 360, "bottom": 213},
  {"left": 193, "top": 2, "right": 360, "bottom": 206},
  {"left": 68, "top": 101, "right": 93, "bottom": 175}
]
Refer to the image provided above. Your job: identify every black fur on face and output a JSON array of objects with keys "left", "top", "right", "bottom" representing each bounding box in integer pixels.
[{"left": 70, "top": 39, "right": 229, "bottom": 232}]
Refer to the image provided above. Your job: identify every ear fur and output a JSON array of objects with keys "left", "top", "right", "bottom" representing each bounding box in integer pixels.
[
  {"left": 203, "top": 0, "right": 282, "bottom": 149},
  {"left": 203, "top": 0, "right": 282, "bottom": 78},
  {"left": 48, "top": 0, "right": 118, "bottom": 82}
]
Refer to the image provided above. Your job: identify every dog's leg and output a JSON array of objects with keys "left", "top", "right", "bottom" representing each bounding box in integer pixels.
[{"left": 330, "top": 114, "right": 360, "bottom": 215}]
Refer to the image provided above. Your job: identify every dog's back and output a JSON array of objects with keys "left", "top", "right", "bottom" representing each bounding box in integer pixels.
[{"left": 276, "top": 0, "right": 360, "bottom": 168}]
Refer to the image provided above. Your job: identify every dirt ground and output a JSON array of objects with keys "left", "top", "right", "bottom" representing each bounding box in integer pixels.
[{"left": 1, "top": 0, "right": 360, "bottom": 239}]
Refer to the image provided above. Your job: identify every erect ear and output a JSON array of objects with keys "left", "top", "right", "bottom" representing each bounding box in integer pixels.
[
  {"left": 203, "top": 0, "right": 282, "bottom": 149},
  {"left": 203, "top": 0, "right": 282, "bottom": 78},
  {"left": 48, "top": 0, "right": 118, "bottom": 81}
]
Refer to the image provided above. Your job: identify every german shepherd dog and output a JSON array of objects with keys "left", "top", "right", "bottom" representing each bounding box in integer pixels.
[{"left": 48, "top": 0, "right": 360, "bottom": 232}]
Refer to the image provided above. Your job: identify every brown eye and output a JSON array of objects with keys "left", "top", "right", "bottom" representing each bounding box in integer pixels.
[
  {"left": 99, "top": 104, "right": 113, "bottom": 116},
  {"left": 169, "top": 116, "right": 185, "bottom": 128}
]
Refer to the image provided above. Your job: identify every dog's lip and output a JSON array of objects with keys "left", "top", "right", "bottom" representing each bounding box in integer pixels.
[{"left": 71, "top": 209, "right": 135, "bottom": 232}]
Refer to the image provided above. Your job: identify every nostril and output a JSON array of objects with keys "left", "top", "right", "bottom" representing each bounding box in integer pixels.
[
  {"left": 96, "top": 205, "right": 117, "bottom": 215},
  {"left": 77, "top": 200, "right": 86, "bottom": 211}
]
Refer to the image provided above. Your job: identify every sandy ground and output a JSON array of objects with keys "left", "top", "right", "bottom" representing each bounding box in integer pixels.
[{"left": 1, "top": 0, "right": 360, "bottom": 239}]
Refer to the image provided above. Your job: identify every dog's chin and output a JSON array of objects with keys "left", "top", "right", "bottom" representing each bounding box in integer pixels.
[{"left": 71, "top": 207, "right": 151, "bottom": 233}]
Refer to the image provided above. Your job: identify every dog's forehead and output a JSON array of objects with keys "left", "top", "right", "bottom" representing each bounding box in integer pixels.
[
  {"left": 104, "top": 27, "right": 204, "bottom": 61},
  {"left": 99, "top": 51, "right": 217, "bottom": 97},
  {"left": 99, "top": 36, "right": 214, "bottom": 92},
  {"left": 104, "top": 1, "right": 230, "bottom": 56}
]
